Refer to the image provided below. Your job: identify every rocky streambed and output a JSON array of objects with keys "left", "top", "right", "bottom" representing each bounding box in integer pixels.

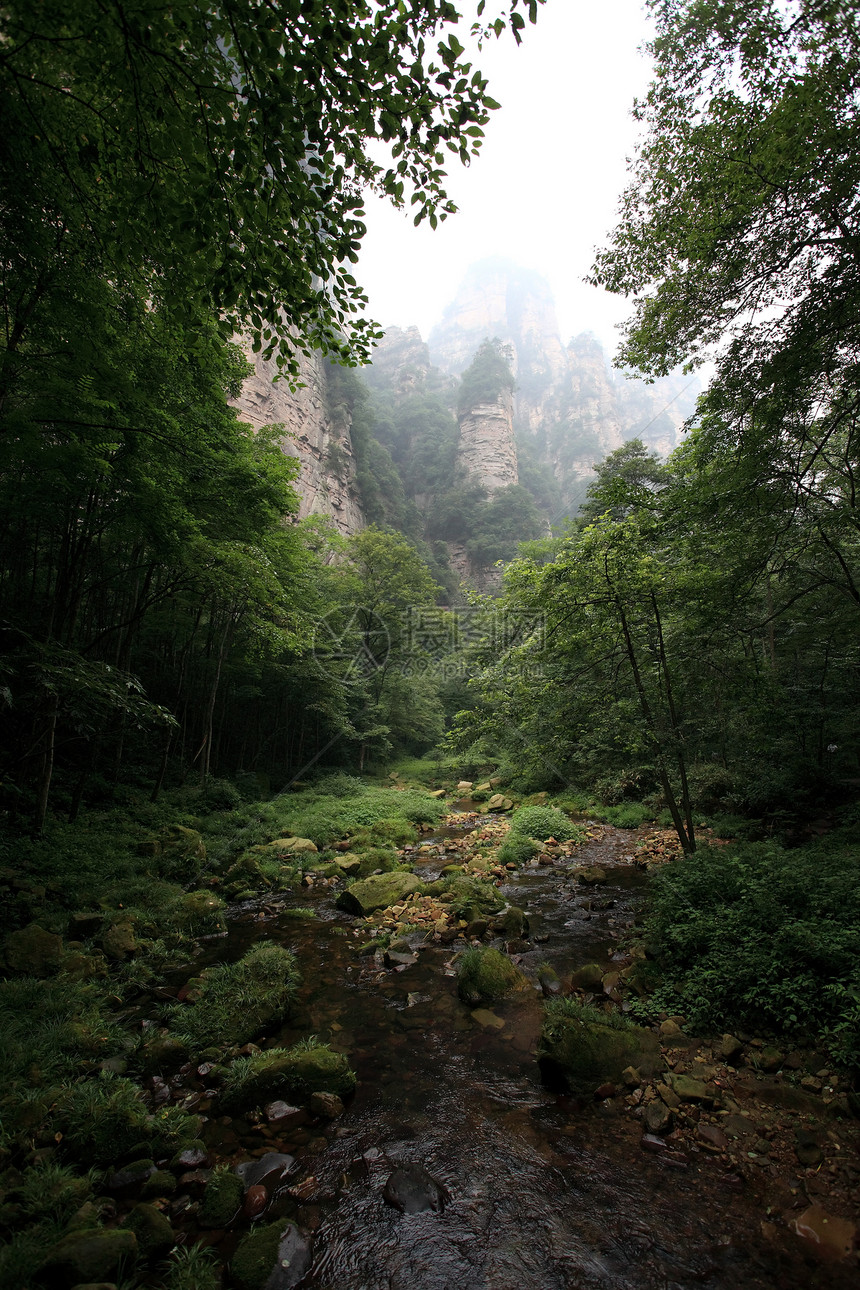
[{"left": 55, "top": 810, "right": 860, "bottom": 1289}]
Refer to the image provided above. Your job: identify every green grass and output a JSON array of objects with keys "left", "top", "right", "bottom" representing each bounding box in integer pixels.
[
  {"left": 496, "top": 829, "right": 540, "bottom": 866},
  {"left": 509, "top": 804, "right": 579, "bottom": 842},
  {"left": 167, "top": 942, "right": 300, "bottom": 1051}
]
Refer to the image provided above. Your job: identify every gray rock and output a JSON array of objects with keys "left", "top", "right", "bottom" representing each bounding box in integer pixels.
[{"left": 382, "top": 1164, "right": 448, "bottom": 1214}]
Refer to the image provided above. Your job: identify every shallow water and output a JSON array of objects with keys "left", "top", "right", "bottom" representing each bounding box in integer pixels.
[{"left": 185, "top": 818, "right": 853, "bottom": 1289}]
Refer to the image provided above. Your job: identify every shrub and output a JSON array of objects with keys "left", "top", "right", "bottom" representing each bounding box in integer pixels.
[
  {"left": 200, "top": 779, "right": 242, "bottom": 812},
  {"left": 167, "top": 943, "right": 300, "bottom": 1050},
  {"left": 644, "top": 839, "right": 860, "bottom": 1058},
  {"left": 312, "top": 772, "right": 367, "bottom": 798},
  {"left": 510, "top": 805, "right": 577, "bottom": 842},
  {"left": 456, "top": 946, "right": 526, "bottom": 1002},
  {"left": 496, "top": 830, "right": 540, "bottom": 866},
  {"left": 599, "top": 802, "right": 654, "bottom": 829}
]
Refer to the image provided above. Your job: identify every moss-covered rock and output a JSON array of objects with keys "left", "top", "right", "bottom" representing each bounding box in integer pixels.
[
  {"left": 40, "top": 1227, "right": 137, "bottom": 1284},
  {"left": 140, "top": 825, "right": 206, "bottom": 882},
  {"left": 167, "top": 943, "right": 300, "bottom": 1050},
  {"left": 538, "top": 998, "right": 664, "bottom": 1094},
  {"left": 569, "top": 962, "right": 604, "bottom": 991},
  {"left": 457, "top": 946, "right": 529, "bottom": 1004},
  {"left": 199, "top": 1165, "right": 243, "bottom": 1227},
  {"left": 171, "top": 890, "right": 226, "bottom": 935},
  {"left": 3, "top": 923, "right": 64, "bottom": 975},
  {"left": 263, "top": 836, "right": 318, "bottom": 854},
  {"left": 121, "top": 1203, "right": 175, "bottom": 1258},
  {"left": 336, "top": 871, "right": 421, "bottom": 916},
  {"left": 222, "top": 1042, "right": 356, "bottom": 1111},
  {"left": 100, "top": 919, "right": 136, "bottom": 960},
  {"left": 231, "top": 1221, "right": 311, "bottom": 1290}
]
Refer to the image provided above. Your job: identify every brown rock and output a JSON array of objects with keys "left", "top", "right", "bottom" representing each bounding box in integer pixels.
[
  {"left": 242, "top": 1184, "right": 268, "bottom": 1219},
  {"left": 697, "top": 1122, "right": 728, "bottom": 1151},
  {"left": 793, "top": 1205, "right": 856, "bottom": 1259}
]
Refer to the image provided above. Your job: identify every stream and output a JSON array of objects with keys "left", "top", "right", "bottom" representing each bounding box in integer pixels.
[{"left": 167, "top": 812, "right": 853, "bottom": 1289}]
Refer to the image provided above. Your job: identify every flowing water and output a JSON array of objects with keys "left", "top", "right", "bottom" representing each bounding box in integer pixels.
[{"left": 175, "top": 815, "right": 853, "bottom": 1289}]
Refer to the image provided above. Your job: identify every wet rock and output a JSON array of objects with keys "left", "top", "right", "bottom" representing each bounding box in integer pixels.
[
  {"left": 464, "top": 917, "right": 489, "bottom": 940},
  {"left": 697, "top": 1123, "right": 728, "bottom": 1151},
  {"left": 231, "top": 1220, "right": 312, "bottom": 1290},
  {"left": 171, "top": 1144, "right": 209, "bottom": 1170},
  {"left": 384, "top": 949, "right": 418, "bottom": 969},
  {"left": 471, "top": 1008, "right": 505, "bottom": 1029},
  {"left": 108, "top": 1159, "right": 156, "bottom": 1196},
  {"left": 573, "top": 866, "right": 607, "bottom": 885},
  {"left": 457, "top": 946, "right": 529, "bottom": 1003},
  {"left": 236, "top": 1153, "right": 300, "bottom": 1194},
  {"left": 265, "top": 1101, "right": 307, "bottom": 1128},
  {"left": 640, "top": 1133, "right": 667, "bottom": 1154},
  {"left": 794, "top": 1128, "right": 824, "bottom": 1167},
  {"left": 243, "top": 1184, "right": 269, "bottom": 1219},
  {"left": 178, "top": 1169, "right": 211, "bottom": 1194},
  {"left": 3, "top": 922, "right": 64, "bottom": 975},
  {"left": 336, "top": 871, "right": 421, "bottom": 916},
  {"left": 121, "top": 1202, "right": 175, "bottom": 1259},
  {"left": 644, "top": 1101, "right": 673, "bottom": 1135},
  {"left": 793, "top": 1205, "right": 856, "bottom": 1259},
  {"left": 309, "top": 1092, "right": 344, "bottom": 1118},
  {"left": 622, "top": 1066, "right": 641, "bottom": 1087},
  {"left": 569, "top": 963, "right": 604, "bottom": 991},
  {"left": 199, "top": 1168, "right": 243, "bottom": 1227},
  {"left": 383, "top": 1164, "right": 448, "bottom": 1214},
  {"left": 537, "top": 964, "right": 562, "bottom": 997},
  {"left": 494, "top": 906, "right": 527, "bottom": 938},
  {"left": 40, "top": 1228, "right": 137, "bottom": 1285}
]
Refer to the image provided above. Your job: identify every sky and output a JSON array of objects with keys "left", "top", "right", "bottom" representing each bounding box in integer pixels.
[{"left": 357, "top": 0, "right": 655, "bottom": 357}]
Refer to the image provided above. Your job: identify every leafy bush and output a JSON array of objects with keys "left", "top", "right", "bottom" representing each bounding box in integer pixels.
[
  {"left": 599, "top": 802, "right": 655, "bottom": 829},
  {"left": 644, "top": 839, "right": 860, "bottom": 1060},
  {"left": 168, "top": 943, "right": 300, "bottom": 1050},
  {"left": 497, "top": 830, "right": 540, "bottom": 866},
  {"left": 510, "top": 805, "right": 577, "bottom": 842}
]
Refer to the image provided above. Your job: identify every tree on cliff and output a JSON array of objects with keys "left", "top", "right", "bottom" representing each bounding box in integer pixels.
[{"left": 0, "top": 0, "right": 544, "bottom": 380}]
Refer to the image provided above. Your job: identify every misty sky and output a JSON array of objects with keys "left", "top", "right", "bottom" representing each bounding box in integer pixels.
[{"left": 357, "top": 0, "right": 654, "bottom": 357}]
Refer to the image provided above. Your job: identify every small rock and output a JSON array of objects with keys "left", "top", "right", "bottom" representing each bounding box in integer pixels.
[
  {"left": 470, "top": 1008, "right": 505, "bottom": 1030},
  {"left": 573, "top": 866, "right": 607, "bottom": 885},
  {"left": 100, "top": 919, "right": 136, "bottom": 960},
  {"left": 265, "top": 1101, "right": 308, "bottom": 1128},
  {"left": 697, "top": 1123, "right": 728, "bottom": 1151},
  {"left": 309, "top": 1092, "right": 344, "bottom": 1119},
  {"left": 457, "top": 781, "right": 474, "bottom": 793},
  {"left": 667, "top": 1073, "right": 708, "bottom": 1103},
  {"left": 108, "top": 1160, "right": 156, "bottom": 1196},
  {"left": 621, "top": 1066, "right": 641, "bottom": 1087},
  {"left": 640, "top": 1133, "right": 667, "bottom": 1154},
  {"left": 718, "top": 1033, "right": 744, "bottom": 1061},
  {"left": 243, "top": 1184, "right": 269, "bottom": 1219},
  {"left": 795, "top": 1129, "right": 824, "bottom": 1168},
  {"left": 172, "top": 1145, "right": 209, "bottom": 1170},
  {"left": 759, "top": 1046, "right": 784, "bottom": 1072},
  {"left": 594, "top": 1082, "right": 617, "bottom": 1100},
  {"left": 645, "top": 1101, "right": 673, "bottom": 1135}
]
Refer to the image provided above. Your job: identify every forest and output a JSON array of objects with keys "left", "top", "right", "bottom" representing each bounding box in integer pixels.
[{"left": 1, "top": 2, "right": 859, "bottom": 1288}]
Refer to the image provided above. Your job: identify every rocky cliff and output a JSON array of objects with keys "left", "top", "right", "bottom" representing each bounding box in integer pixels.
[
  {"left": 234, "top": 345, "right": 365, "bottom": 537},
  {"left": 429, "top": 259, "right": 699, "bottom": 513},
  {"left": 456, "top": 386, "right": 518, "bottom": 496}
]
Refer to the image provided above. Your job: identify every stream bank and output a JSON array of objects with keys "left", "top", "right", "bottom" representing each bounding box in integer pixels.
[{"left": 159, "top": 811, "right": 859, "bottom": 1288}]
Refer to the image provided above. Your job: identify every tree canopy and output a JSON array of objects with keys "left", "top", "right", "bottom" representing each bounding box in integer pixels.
[{"left": 1, "top": 0, "right": 544, "bottom": 379}]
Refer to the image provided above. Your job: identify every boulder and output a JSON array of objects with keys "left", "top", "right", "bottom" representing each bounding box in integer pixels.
[
  {"left": 429, "top": 789, "right": 446, "bottom": 799},
  {"left": 267, "top": 837, "right": 318, "bottom": 854},
  {"left": 4, "top": 923, "right": 64, "bottom": 975},
  {"left": 569, "top": 963, "right": 604, "bottom": 991},
  {"left": 223, "top": 1044, "right": 356, "bottom": 1110},
  {"left": 573, "top": 866, "right": 606, "bottom": 885},
  {"left": 456, "top": 781, "right": 474, "bottom": 793},
  {"left": 383, "top": 1164, "right": 447, "bottom": 1214},
  {"left": 121, "top": 1203, "right": 175, "bottom": 1259},
  {"left": 666, "top": 1072, "right": 709, "bottom": 1103},
  {"left": 336, "top": 871, "right": 421, "bottom": 916},
  {"left": 487, "top": 794, "right": 514, "bottom": 811},
  {"left": 309, "top": 1091, "right": 344, "bottom": 1118},
  {"left": 231, "top": 1221, "right": 312, "bottom": 1290},
  {"left": 457, "top": 946, "right": 529, "bottom": 1004},
  {"left": 40, "top": 1229, "right": 137, "bottom": 1285},
  {"left": 199, "top": 1168, "right": 243, "bottom": 1227},
  {"left": 101, "top": 919, "right": 136, "bottom": 960},
  {"left": 539, "top": 1006, "right": 664, "bottom": 1096}
]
